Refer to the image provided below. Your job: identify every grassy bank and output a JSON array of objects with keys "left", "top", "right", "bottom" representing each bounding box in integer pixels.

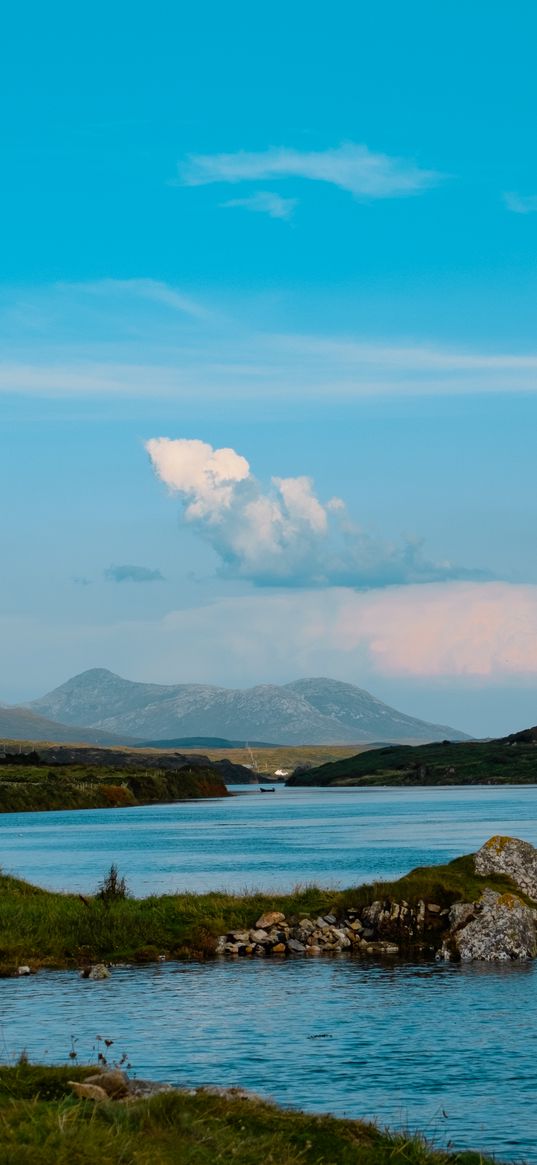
[
  {"left": 0, "top": 1063, "right": 492, "bottom": 1165},
  {"left": 0, "top": 854, "right": 524, "bottom": 974},
  {"left": 0, "top": 762, "right": 228, "bottom": 813},
  {"left": 287, "top": 733, "right": 537, "bottom": 786}
]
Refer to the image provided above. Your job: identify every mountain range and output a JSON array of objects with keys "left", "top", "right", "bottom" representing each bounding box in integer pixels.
[{"left": 24, "top": 668, "right": 469, "bottom": 745}]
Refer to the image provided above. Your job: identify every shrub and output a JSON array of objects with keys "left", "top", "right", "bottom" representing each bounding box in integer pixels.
[{"left": 96, "top": 864, "right": 129, "bottom": 903}]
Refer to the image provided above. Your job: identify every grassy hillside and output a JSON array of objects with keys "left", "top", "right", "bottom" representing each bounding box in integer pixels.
[
  {"left": 0, "top": 1063, "right": 492, "bottom": 1165},
  {"left": 0, "top": 707, "right": 131, "bottom": 746},
  {"left": 287, "top": 732, "right": 537, "bottom": 786},
  {"left": 177, "top": 743, "right": 375, "bottom": 774},
  {"left": 0, "top": 854, "right": 522, "bottom": 974},
  {"left": 0, "top": 760, "right": 228, "bottom": 813}
]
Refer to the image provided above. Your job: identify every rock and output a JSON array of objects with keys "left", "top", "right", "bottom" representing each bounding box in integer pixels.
[
  {"left": 255, "top": 911, "right": 285, "bottom": 929},
  {"left": 362, "top": 901, "right": 383, "bottom": 926},
  {"left": 347, "top": 919, "right": 363, "bottom": 932},
  {"left": 448, "top": 901, "right": 476, "bottom": 931},
  {"left": 17, "top": 966, "right": 31, "bottom": 976},
  {"left": 306, "top": 944, "right": 321, "bottom": 955},
  {"left": 299, "top": 918, "right": 315, "bottom": 934},
  {"left": 315, "top": 917, "right": 329, "bottom": 930},
  {"left": 287, "top": 938, "right": 306, "bottom": 953},
  {"left": 324, "top": 914, "right": 337, "bottom": 925},
  {"left": 215, "top": 936, "right": 226, "bottom": 954},
  {"left": 228, "top": 931, "right": 251, "bottom": 943},
  {"left": 69, "top": 1081, "right": 109, "bottom": 1102},
  {"left": 331, "top": 929, "right": 351, "bottom": 948},
  {"left": 249, "top": 929, "right": 269, "bottom": 944},
  {"left": 364, "top": 941, "right": 399, "bottom": 955},
  {"left": 443, "top": 890, "right": 537, "bottom": 962},
  {"left": 87, "top": 964, "right": 110, "bottom": 981},
  {"left": 85, "top": 1070, "right": 129, "bottom": 1099},
  {"left": 475, "top": 836, "right": 537, "bottom": 902},
  {"left": 427, "top": 903, "right": 442, "bottom": 914},
  {"left": 272, "top": 943, "right": 286, "bottom": 954}
]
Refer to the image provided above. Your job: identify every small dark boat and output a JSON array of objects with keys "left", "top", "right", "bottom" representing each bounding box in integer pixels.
[{"left": 259, "top": 786, "right": 276, "bottom": 793}]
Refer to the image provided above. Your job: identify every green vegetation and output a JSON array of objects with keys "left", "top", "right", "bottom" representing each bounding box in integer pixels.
[
  {"left": 0, "top": 854, "right": 525, "bottom": 974},
  {"left": 0, "top": 1063, "right": 493, "bottom": 1165},
  {"left": 0, "top": 762, "right": 228, "bottom": 813},
  {"left": 287, "top": 733, "right": 537, "bottom": 787}
]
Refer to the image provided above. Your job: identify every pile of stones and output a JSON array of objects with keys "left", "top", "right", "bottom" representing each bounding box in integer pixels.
[{"left": 216, "top": 909, "right": 403, "bottom": 958}]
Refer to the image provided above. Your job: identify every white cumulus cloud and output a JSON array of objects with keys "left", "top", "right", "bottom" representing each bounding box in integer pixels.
[{"left": 146, "top": 436, "right": 488, "bottom": 589}]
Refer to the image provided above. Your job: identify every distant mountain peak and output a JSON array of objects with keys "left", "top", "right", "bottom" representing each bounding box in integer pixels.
[{"left": 29, "top": 669, "right": 469, "bottom": 746}]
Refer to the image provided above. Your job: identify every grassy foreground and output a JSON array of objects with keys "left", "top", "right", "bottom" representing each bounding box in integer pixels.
[
  {"left": 0, "top": 1064, "right": 491, "bottom": 1165},
  {"left": 0, "top": 854, "right": 525, "bottom": 973}
]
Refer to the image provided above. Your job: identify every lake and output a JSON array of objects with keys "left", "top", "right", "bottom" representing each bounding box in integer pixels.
[
  {"left": 3, "top": 783, "right": 537, "bottom": 895},
  {"left": 3, "top": 784, "right": 537, "bottom": 1160}
]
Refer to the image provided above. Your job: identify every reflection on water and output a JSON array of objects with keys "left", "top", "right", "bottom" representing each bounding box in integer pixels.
[
  {"left": 1, "top": 956, "right": 536, "bottom": 1161},
  {"left": 2, "top": 784, "right": 537, "bottom": 895}
]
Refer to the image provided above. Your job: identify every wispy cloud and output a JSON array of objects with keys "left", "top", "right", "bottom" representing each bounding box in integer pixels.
[
  {"left": 3, "top": 280, "right": 537, "bottom": 400},
  {"left": 179, "top": 143, "right": 442, "bottom": 199},
  {"left": 146, "top": 436, "right": 488, "bottom": 589},
  {"left": 221, "top": 190, "right": 297, "bottom": 220},
  {"left": 61, "top": 278, "right": 210, "bottom": 319},
  {"left": 503, "top": 191, "right": 537, "bottom": 215},
  {"left": 105, "top": 564, "right": 164, "bottom": 583}
]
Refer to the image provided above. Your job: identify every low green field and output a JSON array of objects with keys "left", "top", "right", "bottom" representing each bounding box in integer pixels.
[
  {"left": 0, "top": 1063, "right": 493, "bottom": 1165},
  {"left": 0, "top": 854, "right": 523, "bottom": 974}
]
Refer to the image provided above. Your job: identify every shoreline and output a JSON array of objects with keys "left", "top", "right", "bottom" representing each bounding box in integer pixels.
[
  {"left": 2, "top": 845, "right": 533, "bottom": 975},
  {"left": 0, "top": 1062, "right": 499, "bottom": 1165}
]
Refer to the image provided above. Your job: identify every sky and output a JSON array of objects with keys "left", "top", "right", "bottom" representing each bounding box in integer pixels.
[{"left": 2, "top": 1, "right": 537, "bottom": 736}]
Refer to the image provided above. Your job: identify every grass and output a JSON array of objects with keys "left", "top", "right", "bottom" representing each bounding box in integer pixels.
[
  {"left": 0, "top": 763, "right": 228, "bottom": 813},
  {"left": 288, "top": 736, "right": 537, "bottom": 786},
  {"left": 0, "top": 853, "right": 526, "bottom": 974},
  {"left": 0, "top": 1064, "right": 494, "bottom": 1165}
]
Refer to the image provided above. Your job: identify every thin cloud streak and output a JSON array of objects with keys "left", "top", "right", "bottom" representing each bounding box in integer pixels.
[
  {"left": 2, "top": 280, "right": 537, "bottom": 399},
  {"left": 221, "top": 191, "right": 297, "bottom": 219},
  {"left": 179, "top": 143, "right": 442, "bottom": 199},
  {"left": 105, "top": 564, "right": 165, "bottom": 583},
  {"left": 58, "top": 278, "right": 210, "bottom": 319},
  {"left": 504, "top": 191, "right": 537, "bottom": 215}
]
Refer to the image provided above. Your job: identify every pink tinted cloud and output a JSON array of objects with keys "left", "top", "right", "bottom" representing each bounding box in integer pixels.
[{"left": 333, "top": 582, "right": 537, "bottom": 677}]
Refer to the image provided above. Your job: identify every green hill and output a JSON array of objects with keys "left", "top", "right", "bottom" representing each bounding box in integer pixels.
[{"left": 286, "top": 727, "right": 537, "bottom": 787}]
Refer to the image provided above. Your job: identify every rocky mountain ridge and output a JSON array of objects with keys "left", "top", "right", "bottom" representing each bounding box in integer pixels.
[{"left": 29, "top": 668, "right": 468, "bottom": 745}]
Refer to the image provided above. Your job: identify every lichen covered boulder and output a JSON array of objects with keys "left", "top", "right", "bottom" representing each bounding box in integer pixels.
[
  {"left": 475, "top": 835, "right": 537, "bottom": 902},
  {"left": 442, "top": 888, "right": 537, "bottom": 962}
]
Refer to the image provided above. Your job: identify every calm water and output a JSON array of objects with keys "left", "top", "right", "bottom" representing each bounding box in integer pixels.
[
  {"left": 3, "top": 783, "right": 537, "bottom": 895},
  {"left": 1, "top": 958, "right": 537, "bottom": 1160},
  {"left": 3, "top": 785, "right": 537, "bottom": 1159}
]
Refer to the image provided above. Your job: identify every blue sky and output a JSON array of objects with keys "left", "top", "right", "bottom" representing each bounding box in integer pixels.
[{"left": 2, "top": 1, "right": 537, "bottom": 736}]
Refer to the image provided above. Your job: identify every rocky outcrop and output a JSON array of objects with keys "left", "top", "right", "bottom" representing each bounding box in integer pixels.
[
  {"left": 440, "top": 888, "right": 537, "bottom": 962},
  {"left": 474, "top": 835, "right": 537, "bottom": 901},
  {"left": 215, "top": 901, "right": 447, "bottom": 959},
  {"left": 217, "top": 837, "right": 537, "bottom": 963}
]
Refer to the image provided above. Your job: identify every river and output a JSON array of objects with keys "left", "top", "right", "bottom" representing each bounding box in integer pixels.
[{"left": 2, "top": 784, "right": 537, "bottom": 1160}]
